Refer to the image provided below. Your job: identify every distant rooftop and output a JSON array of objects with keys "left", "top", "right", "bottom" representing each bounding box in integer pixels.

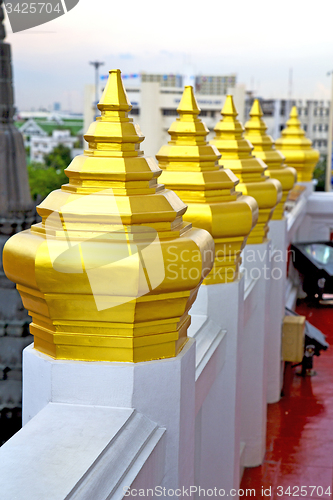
[
  {"left": 100, "top": 72, "right": 237, "bottom": 95},
  {"left": 16, "top": 111, "right": 84, "bottom": 120},
  {"left": 16, "top": 114, "right": 84, "bottom": 137}
]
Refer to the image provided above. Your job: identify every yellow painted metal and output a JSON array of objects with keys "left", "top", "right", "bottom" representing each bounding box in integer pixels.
[
  {"left": 3, "top": 69, "right": 215, "bottom": 363},
  {"left": 275, "top": 106, "right": 319, "bottom": 182},
  {"left": 156, "top": 86, "right": 258, "bottom": 284},
  {"left": 282, "top": 315, "right": 305, "bottom": 363},
  {"left": 210, "top": 95, "right": 282, "bottom": 244},
  {"left": 244, "top": 100, "right": 297, "bottom": 220}
]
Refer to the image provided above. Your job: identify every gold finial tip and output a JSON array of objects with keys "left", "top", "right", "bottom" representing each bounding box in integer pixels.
[
  {"left": 222, "top": 94, "right": 238, "bottom": 116},
  {"left": 250, "top": 99, "right": 263, "bottom": 117},
  {"left": 177, "top": 85, "right": 201, "bottom": 114},
  {"left": 97, "top": 68, "right": 131, "bottom": 111},
  {"left": 290, "top": 106, "right": 298, "bottom": 118}
]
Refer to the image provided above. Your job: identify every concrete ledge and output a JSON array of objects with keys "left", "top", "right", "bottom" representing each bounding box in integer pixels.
[
  {"left": 0, "top": 402, "right": 166, "bottom": 500},
  {"left": 189, "top": 314, "right": 226, "bottom": 414},
  {"left": 286, "top": 192, "right": 308, "bottom": 236}
]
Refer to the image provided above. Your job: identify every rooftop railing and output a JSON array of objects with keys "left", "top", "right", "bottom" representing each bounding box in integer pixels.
[{"left": 0, "top": 69, "right": 330, "bottom": 500}]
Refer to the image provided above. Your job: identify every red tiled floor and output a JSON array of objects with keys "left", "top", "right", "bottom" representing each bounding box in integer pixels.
[
  {"left": 271, "top": 464, "right": 333, "bottom": 499},
  {"left": 240, "top": 300, "right": 333, "bottom": 499},
  {"left": 265, "top": 438, "right": 333, "bottom": 467}
]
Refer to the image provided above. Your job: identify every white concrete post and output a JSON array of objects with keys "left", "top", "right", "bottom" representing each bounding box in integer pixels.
[
  {"left": 22, "top": 339, "right": 196, "bottom": 494},
  {"left": 190, "top": 277, "right": 245, "bottom": 495},
  {"left": 139, "top": 81, "right": 163, "bottom": 158},
  {"left": 240, "top": 241, "right": 271, "bottom": 467},
  {"left": 266, "top": 219, "right": 288, "bottom": 403}
]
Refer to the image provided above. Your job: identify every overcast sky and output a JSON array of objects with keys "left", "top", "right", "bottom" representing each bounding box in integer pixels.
[{"left": 4, "top": 0, "right": 333, "bottom": 112}]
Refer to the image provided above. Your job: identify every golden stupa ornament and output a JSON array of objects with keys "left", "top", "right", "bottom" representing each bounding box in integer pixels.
[
  {"left": 244, "top": 100, "right": 297, "bottom": 220},
  {"left": 3, "top": 69, "right": 214, "bottom": 363},
  {"left": 275, "top": 106, "right": 319, "bottom": 182},
  {"left": 156, "top": 86, "right": 258, "bottom": 284},
  {"left": 210, "top": 95, "right": 282, "bottom": 244}
]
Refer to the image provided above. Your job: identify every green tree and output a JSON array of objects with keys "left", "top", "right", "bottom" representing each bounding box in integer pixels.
[
  {"left": 27, "top": 144, "right": 72, "bottom": 201},
  {"left": 44, "top": 144, "right": 72, "bottom": 171},
  {"left": 28, "top": 162, "right": 68, "bottom": 201},
  {"left": 313, "top": 155, "right": 326, "bottom": 192}
]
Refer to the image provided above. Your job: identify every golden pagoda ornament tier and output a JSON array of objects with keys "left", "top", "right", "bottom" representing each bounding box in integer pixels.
[
  {"left": 210, "top": 95, "right": 283, "bottom": 244},
  {"left": 156, "top": 86, "right": 258, "bottom": 284},
  {"left": 3, "top": 70, "right": 214, "bottom": 363},
  {"left": 244, "top": 99, "right": 297, "bottom": 220},
  {"left": 275, "top": 106, "right": 319, "bottom": 182}
]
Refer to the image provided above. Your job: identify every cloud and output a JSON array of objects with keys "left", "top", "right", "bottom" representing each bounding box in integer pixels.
[{"left": 119, "top": 53, "right": 135, "bottom": 60}]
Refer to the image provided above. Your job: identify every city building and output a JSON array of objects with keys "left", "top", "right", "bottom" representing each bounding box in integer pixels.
[
  {"left": 15, "top": 113, "right": 84, "bottom": 162},
  {"left": 139, "top": 72, "right": 237, "bottom": 94},
  {"left": 30, "top": 129, "right": 79, "bottom": 163},
  {"left": 18, "top": 118, "right": 48, "bottom": 149}
]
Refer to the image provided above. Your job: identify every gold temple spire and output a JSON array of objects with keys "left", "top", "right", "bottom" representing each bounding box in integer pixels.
[
  {"left": 3, "top": 70, "right": 214, "bottom": 363},
  {"left": 157, "top": 86, "right": 258, "bottom": 284},
  {"left": 275, "top": 106, "right": 319, "bottom": 182},
  {"left": 210, "top": 95, "right": 282, "bottom": 244},
  {"left": 250, "top": 99, "right": 262, "bottom": 117},
  {"left": 177, "top": 85, "right": 201, "bottom": 114},
  {"left": 244, "top": 99, "right": 297, "bottom": 220},
  {"left": 97, "top": 69, "right": 131, "bottom": 111}
]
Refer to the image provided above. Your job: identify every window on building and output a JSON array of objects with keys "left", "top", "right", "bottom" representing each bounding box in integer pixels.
[
  {"left": 303, "top": 124, "right": 307, "bottom": 131},
  {"left": 304, "top": 108, "right": 308, "bottom": 116},
  {"left": 298, "top": 108, "right": 302, "bottom": 116},
  {"left": 325, "top": 124, "right": 329, "bottom": 131},
  {"left": 162, "top": 109, "right": 178, "bottom": 116},
  {"left": 280, "top": 101, "right": 286, "bottom": 116},
  {"left": 260, "top": 100, "right": 274, "bottom": 117},
  {"left": 313, "top": 124, "right": 317, "bottom": 131},
  {"left": 314, "top": 108, "right": 318, "bottom": 116},
  {"left": 320, "top": 108, "right": 323, "bottom": 116},
  {"left": 319, "top": 124, "right": 322, "bottom": 131}
]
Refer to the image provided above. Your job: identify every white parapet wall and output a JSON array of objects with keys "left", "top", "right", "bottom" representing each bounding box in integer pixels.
[{"left": 21, "top": 339, "right": 197, "bottom": 495}]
